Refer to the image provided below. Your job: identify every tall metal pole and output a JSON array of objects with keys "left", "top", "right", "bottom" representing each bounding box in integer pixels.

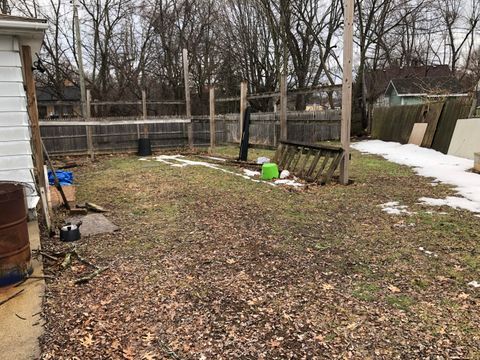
[
  {"left": 72, "top": 0, "right": 87, "bottom": 118},
  {"left": 340, "top": 0, "right": 354, "bottom": 185}
]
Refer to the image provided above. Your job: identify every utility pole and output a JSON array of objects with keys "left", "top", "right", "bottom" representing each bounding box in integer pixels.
[
  {"left": 72, "top": 0, "right": 87, "bottom": 118},
  {"left": 340, "top": 0, "right": 354, "bottom": 185}
]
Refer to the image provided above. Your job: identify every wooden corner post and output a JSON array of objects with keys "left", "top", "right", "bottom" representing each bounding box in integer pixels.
[
  {"left": 21, "top": 45, "right": 46, "bottom": 192},
  {"left": 280, "top": 74, "right": 287, "bottom": 141},
  {"left": 209, "top": 87, "right": 216, "bottom": 152},
  {"left": 239, "top": 81, "right": 248, "bottom": 141},
  {"left": 340, "top": 0, "right": 354, "bottom": 185},
  {"left": 183, "top": 49, "right": 193, "bottom": 149}
]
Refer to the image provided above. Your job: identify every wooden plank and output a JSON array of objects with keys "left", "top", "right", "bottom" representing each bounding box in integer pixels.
[
  {"left": 408, "top": 123, "right": 428, "bottom": 145},
  {"left": 421, "top": 102, "right": 444, "bottom": 148},
  {"left": 239, "top": 81, "right": 248, "bottom": 138},
  {"left": 142, "top": 89, "right": 148, "bottom": 137},
  {"left": 209, "top": 87, "right": 216, "bottom": 151},
  {"left": 288, "top": 84, "right": 342, "bottom": 96},
  {"left": 314, "top": 151, "right": 331, "bottom": 182},
  {"left": 299, "top": 148, "right": 313, "bottom": 177},
  {"left": 85, "top": 89, "right": 94, "bottom": 159},
  {"left": 21, "top": 45, "right": 46, "bottom": 192},
  {"left": 280, "top": 74, "right": 287, "bottom": 141},
  {"left": 86, "top": 126, "right": 94, "bottom": 159},
  {"left": 306, "top": 151, "right": 322, "bottom": 178},
  {"left": 340, "top": 0, "right": 354, "bottom": 185},
  {"left": 40, "top": 119, "right": 190, "bottom": 126},
  {"left": 285, "top": 145, "right": 298, "bottom": 169},
  {"left": 291, "top": 147, "right": 303, "bottom": 171},
  {"left": 183, "top": 49, "right": 193, "bottom": 148},
  {"left": 273, "top": 142, "right": 284, "bottom": 163},
  {"left": 324, "top": 152, "right": 344, "bottom": 184},
  {"left": 86, "top": 100, "right": 185, "bottom": 105},
  {"left": 280, "top": 140, "right": 342, "bottom": 152}
]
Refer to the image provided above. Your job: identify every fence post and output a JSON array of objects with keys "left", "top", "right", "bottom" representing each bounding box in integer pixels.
[
  {"left": 239, "top": 81, "right": 248, "bottom": 141},
  {"left": 183, "top": 48, "right": 193, "bottom": 148},
  {"left": 280, "top": 74, "right": 287, "bottom": 141},
  {"left": 340, "top": 0, "right": 354, "bottom": 185},
  {"left": 86, "top": 89, "right": 94, "bottom": 160},
  {"left": 209, "top": 87, "right": 216, "bottom": 152},
  {"left": 142, "top": 89, "right": 148, "bottom": 137}
]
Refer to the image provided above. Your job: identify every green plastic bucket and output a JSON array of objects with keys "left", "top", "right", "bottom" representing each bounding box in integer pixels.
[{"left": 261, "top": 163, "right": 279, "bottom": 180}]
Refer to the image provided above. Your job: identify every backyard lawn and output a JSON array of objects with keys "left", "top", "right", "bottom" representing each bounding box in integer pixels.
[{"left": 39, "top": 146, "right": 480, "bottom": 359}]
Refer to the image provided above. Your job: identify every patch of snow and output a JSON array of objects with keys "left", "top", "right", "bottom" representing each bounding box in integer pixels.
[
  {"left": 243, "top": 169, "right": 260, "bottom": 177},
  {"left": 138, "top": 158, "right": 150, "bottom": 161},
  {"left": 379, "top": 201, "right": 412, "bottom": 215},
  {"left": 280, "top": 170, "right": 290, "bottom": 179},
  {"left": 419, "top": 196, "right": 480, "bottom": 213},
  {"left": 418, "top": 247, "right": 438, "bottom": 257},
  {"left": 203, "top": 156, "right": 227, "bottom": 162},
  {"left": 274, "top": 179, "right": 303, "bottom": 187},
  {"left": 150, "top": 155, "right": 294, "bottom": 188},
  {"left": 352, "top": 141, "right": 480, "bottom": 213},
  {"left": 467, "top": 281, "right": 480, "bottom": 288}
]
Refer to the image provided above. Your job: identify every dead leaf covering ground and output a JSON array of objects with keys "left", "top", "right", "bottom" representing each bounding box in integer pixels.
[{"left": 39, "top": 148, "right": 480, "bottom": 359}]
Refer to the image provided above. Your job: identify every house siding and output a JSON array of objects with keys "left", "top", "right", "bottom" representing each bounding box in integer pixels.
[
  {"left": 0, "top": 35, "right": 38, "bottom": 208},
  {"left": 389, "top": 93, "right": 402, "bottom": 106},
  {"left": 401, "top": 96, "right": 424, "bottom": 106}
]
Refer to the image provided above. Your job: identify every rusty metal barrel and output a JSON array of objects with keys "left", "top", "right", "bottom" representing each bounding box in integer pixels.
[{"left": 0, "top": 183, "right": 32, "bottom": 286}]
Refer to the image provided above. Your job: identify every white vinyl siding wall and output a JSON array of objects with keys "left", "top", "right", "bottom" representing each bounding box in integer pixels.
[{"left": 0, "top": 35, "right": 38, "bottom": 208}]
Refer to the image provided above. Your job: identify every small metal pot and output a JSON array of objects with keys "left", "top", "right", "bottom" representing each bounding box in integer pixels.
[{"left": 59, "top": 221, "right": 82, "bottom": 242}]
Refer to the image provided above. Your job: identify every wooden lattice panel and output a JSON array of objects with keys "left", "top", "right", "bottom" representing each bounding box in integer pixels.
[{"left": 273, "top": 141, "right": 344, "bottom": 184}]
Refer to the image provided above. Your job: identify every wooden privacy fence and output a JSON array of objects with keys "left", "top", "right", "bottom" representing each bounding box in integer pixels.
[
  {"left": 372, "top": 98, "right": 473, "bottom": 153},
  {"left": 40, "top": 110, "right": 341, "bottom": 156},
  {"left": 40, "top": 118, "right": 192, "bottom": 155}
]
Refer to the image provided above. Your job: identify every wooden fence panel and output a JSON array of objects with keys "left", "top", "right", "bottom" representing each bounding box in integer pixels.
[
  {"left": 373, "top": 104, "right": 432, "bottom": 144},
  {"left": 40, "top": 110, "right": 341, "bottom": 155},
  {"left": 41, "top": 124, "right": 88, "bottom": 154},
  {"left": 431, "top": 98, "right": 473, "bottom": 154}
]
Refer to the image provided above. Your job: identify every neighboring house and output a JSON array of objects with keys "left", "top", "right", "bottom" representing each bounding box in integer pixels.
[
  {"left": 0, "top": 14, "right": 48, "bottom": 209},
  {"left": 365, "top": 65, "right": 452, "bottom": 108},
  {"left": 385, "top": 77, "right": 469, "bottom": 106},
  {"left": 37, "top": 85, "right": 81, "bottom": 118}
]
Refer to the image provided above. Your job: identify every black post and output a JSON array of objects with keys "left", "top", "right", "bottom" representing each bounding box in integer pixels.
[{"left": 238, "top": 106, "right": 251, "bottom": 161}]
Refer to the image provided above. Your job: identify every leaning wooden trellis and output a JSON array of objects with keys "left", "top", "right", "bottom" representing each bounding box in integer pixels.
[{"left": 273, "top": 141, "right": 345, "bottom": 184}]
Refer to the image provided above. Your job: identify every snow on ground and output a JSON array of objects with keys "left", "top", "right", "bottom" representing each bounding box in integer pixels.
[
  {"left": 418, "top": 247, "right": 438, "bottom": 258},
  {"left": 274, "top": 179, "right": 303, "bottom": 188},
  {"left": 202, "top": 156, "right": 227, "bottom": 162},
  {"left": 243, "top": 169, "right": 261, "bottom": 177},
  {"left": 141, "top": 155, "right": 302, "bottom": 187},
  {"left": 378, "top": 201, "right": 413, "bottom": 215},
  {"left": 468, "top": 281, "right": 480, "bottom": 288},
  {"left": 352, "top": 141, "right": 480, "bottom": 213}
]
